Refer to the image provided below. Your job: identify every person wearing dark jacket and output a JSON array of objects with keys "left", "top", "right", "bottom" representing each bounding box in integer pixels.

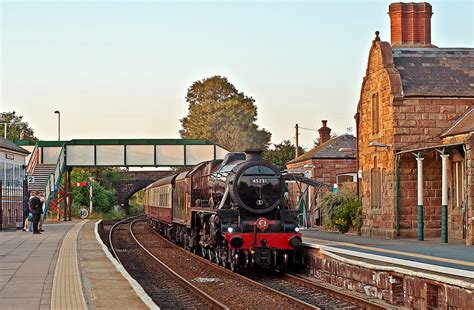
[{"left": 30, "top": 192, "right": 42, "bottom": 234}]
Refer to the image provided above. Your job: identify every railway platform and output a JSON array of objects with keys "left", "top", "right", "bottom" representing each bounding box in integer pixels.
[
  {"left": 301, "top": 229, "right": 473, "bottom": 308},
  {"left": 0, "top": 220, "right": 151, "bottom": 310},
  {"left": 302, "top": 230, "right": 474, "bottom": 280}
]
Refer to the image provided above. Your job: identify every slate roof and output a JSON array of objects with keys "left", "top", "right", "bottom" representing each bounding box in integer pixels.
[
  {"left": 392, "top": 48, "right": 474, "bottom": 97},
  {"left": 0, "top": 137, "right": 30, "bottom": 155},
  {"left": 287, "top": 134, "right": 356, "bottom": 165},
  {"left": 441, "top": 107, "right": 474, "bottom": 137}
]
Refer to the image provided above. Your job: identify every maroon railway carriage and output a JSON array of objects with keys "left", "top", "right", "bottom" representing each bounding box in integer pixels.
[{"left": 144, "top": 150, "right": 303, "bottom": 270}]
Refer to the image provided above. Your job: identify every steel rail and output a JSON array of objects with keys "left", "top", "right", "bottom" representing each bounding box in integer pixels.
[
  {"left": 146, "top": 222, "right": 316, "bottom": 309},
  {"left": 285, "top": 273, "right": 390, "bottom": 310},
  {"left": 108, "top": 215, "right": 142, "bottom": 265},
  {"left": 128, "top": 219, "right": 229, "bottom": 310}
]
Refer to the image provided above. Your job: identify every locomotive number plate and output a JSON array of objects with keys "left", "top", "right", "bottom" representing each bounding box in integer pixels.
[{"left": 252, "top": 178, "right": 268, "bottom": 184}]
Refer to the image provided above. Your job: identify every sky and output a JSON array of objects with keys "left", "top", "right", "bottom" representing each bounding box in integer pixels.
[{"left": 1, "top": 0, "right": 473, "bottom": 150}]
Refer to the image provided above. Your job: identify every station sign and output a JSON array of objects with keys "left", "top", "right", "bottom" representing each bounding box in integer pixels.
[{"left": 27, "top": 176, "right": 35, "bottom": 184}]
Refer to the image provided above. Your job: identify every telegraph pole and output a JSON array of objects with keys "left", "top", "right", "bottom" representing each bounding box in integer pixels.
[
  {"left": 89, "top": 177, "right": 93, "bottom": 214},
  {"left": 295, "top": 124, "right": 300, "bottom": 158}
]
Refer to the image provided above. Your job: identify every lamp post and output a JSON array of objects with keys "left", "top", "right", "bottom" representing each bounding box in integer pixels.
[{"left": 54, "top": 111, "right": 60, "bottom": 141}]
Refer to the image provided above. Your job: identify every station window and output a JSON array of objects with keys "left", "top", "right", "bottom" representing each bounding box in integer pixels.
[
  {"left": 372, "top": 93, "right": 380, "bottom": 135},
  {"left": 336, "top": 173, "right": 356, "bottom": 184}
]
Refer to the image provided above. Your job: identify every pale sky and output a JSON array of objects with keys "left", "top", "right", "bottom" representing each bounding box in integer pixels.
[{"left": 1, "top": 0, "right": 473, "bottom": 150}]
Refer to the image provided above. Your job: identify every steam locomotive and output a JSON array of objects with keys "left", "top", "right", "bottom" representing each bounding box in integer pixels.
[{"left": 143, "top": 150, "right": 303, "bottom": 270}]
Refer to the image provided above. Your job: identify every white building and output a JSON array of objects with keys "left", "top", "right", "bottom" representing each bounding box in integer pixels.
[{"left": 0, "top": 137, "right": 30, "bottom": 229}]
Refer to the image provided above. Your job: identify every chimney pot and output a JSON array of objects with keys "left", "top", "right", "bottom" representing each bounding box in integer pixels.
[
  {"left": 388, "top": 2, "right": 433, "bottom": 47},
  {"left": 318, "top": 120, "right": 332, "bottom": 144}
]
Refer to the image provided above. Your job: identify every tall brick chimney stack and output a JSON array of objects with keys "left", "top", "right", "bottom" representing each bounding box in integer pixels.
[
  {"left": 388, "top": 2, "right": 433, "bottom": 47},
  {"left": 318, "top": 120, "right": 331, "bottom": 144}
]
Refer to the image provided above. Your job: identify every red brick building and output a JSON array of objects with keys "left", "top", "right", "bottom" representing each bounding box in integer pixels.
[
  {"left": 286, "top": 121, "right": 356, "bottom": 225},
  {"left": 356, "top": 2, "right": 474, "bottom": 245}
]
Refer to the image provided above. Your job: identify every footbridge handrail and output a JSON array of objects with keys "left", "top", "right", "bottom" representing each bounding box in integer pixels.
[
  {"left": 26, "top": 144, "right": 40, "bottom": 176},
  {"left": 44, "top": 144, "right": 66, "bottom": 215}
]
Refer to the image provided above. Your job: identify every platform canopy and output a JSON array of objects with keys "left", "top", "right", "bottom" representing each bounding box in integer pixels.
[{"left": 17, "top": 139, "right": 229, "bottom": 167}]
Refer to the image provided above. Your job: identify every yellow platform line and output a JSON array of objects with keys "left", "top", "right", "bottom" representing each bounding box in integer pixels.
[
  {"left": 51, "top": 220, "right": 88, "bottom": 310},
  {"left": 304, "top": 236, "right": 474, "bottom": 267}
]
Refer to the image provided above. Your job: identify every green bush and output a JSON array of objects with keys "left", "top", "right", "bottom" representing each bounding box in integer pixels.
[{"left": 321, "top": 186, "right": 361, "bottom": 234}]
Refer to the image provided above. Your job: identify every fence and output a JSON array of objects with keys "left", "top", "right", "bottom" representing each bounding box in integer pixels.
[{"left": 0, "top": 180, "right": 25, "bottom": 230}]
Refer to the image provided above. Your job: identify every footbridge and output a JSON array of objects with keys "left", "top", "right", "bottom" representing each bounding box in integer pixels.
[{"left": 17, "top": 139, "right": 228, "bottom": 219}]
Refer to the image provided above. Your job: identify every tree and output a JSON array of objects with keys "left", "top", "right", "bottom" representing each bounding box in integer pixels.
[
  {"left": 69, "top": 168, "right": 116, "bottom": 214},
  {"left": 0, "top": 111, "right": 37, "bottom": 141},
  {"left": 262, "top": 140, "right": 305, "bottom": 170},
  {"left": 180, "top": 76, "right": 271, "bottom": 151}
]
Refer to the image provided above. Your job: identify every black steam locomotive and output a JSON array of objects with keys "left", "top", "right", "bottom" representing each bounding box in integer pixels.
[{"left": 143, "top": 150, "right": 303, "bottom": 270}]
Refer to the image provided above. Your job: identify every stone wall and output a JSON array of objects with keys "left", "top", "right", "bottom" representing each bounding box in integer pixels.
[
  {"left": 305, "top": 248, "right": 474, "bottom": 308},
  {"left": 357, "top": 42, "right": 397, "bottom": 238}
]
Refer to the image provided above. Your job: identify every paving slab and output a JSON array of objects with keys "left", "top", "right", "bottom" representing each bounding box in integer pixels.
[{"left": 0, "top": 221, "right": 75, "bottom": 309}]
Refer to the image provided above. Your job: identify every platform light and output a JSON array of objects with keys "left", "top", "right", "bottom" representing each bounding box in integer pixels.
[{"left": 227, "top": 227, "right": 234, "bottom": 233}]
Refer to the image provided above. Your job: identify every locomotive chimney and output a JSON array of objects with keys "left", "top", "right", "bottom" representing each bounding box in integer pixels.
[{"left": 245, "top": 149, "right": 263, "bottom": 161}]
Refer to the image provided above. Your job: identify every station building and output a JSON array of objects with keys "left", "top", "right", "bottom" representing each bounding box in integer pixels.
[
  {"left": 0, "top": 137, "right": 29, "bottom": 229},
  {"left": 286, "top": 121, "right": 357, "bottom": 225},
  {"left": 355, "top": 2, "right": 474, "bottom": 244}
]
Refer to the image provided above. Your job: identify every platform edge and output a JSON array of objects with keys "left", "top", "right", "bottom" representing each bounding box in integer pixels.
[{"left": 94, "top": 220, "right": 159, "bottom": 310}]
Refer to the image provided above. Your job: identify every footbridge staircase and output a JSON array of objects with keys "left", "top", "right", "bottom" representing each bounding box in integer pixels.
[{"left": 19, "top": 139, "right": 228, "bottom": 220}]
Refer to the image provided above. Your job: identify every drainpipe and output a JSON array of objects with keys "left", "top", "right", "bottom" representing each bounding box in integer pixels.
[
  {"left": 416, "top": 154, "right": 424, "bottom": 241},
  {"left": 395, "top": 154, "right": 400, "bottom": 237},
  {"left": 441, "top": 153, "right": 450, "bottom": 243},
  {"left": 463, "top": 144, "right": 468, "bottom": 243}
]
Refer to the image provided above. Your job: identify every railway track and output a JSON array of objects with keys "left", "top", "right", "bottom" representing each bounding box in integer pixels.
[
  {"left": 107, "top": 218, "right": 392, "bottom": 309},
  {"left": 244, "top": 271, "right": 390, "bottom": 309},
  {"left": 141, "top": 220, "right": 392, "bottom": 309},
  {"left": 111, "top": 218, "right": 314, "bottom": 308},
  {"left": 108, "top": 216, "right": 227, "bottom": 309}
]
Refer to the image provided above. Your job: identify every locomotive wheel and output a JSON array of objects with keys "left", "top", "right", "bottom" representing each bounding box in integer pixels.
[{"left": 229, "top": 251, "right": 239, "bottom": 272}]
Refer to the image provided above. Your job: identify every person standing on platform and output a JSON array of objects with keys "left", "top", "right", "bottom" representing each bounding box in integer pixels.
[
  {"left": 30, "top": 191, "right": 42, "bottom": 234},
  {"left": 24, "top": 191, "right": 35, "bottom": 232},
  {"left": 22, "top": 190, "right": 30, "bottom": 231},
  {"left": 38, "top": 193, "right": 45, "bottom": 232}
]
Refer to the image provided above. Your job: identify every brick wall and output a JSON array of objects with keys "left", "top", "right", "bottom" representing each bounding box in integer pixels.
[
  {"left": 286, "top": 158, "right": 356, "bottom": 212},
  {"left": 287, "top": 158, "right": 356, "bottom": 186},
  {"left": 393, "top": 98, "right": 472, "bottom": 150}
]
